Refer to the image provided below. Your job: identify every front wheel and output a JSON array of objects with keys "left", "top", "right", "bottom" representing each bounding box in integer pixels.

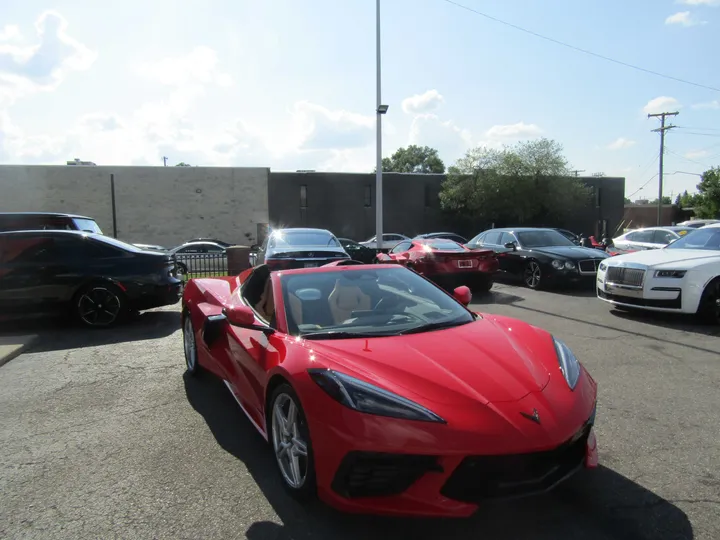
[
  {"left": 182, "top": 314, "right": 202, "bottom": 376},
  {"left": 697, "top": 279, "right": 720, "bottom": 325},
  {"left": 523, "top": 261, "right": 543, "bottom": 289},
  {"left": 75, "top": 283, "right": 125, "bottom": 328},
  {"left": 270, "top": 384, "right": 316, "bottom": 500},
  {"left": 475, "top": 276, "right": 494, "bottom": 293}
]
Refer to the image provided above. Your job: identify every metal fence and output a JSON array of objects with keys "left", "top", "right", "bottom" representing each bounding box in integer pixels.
[{"left": 172, "top": 252, "right": 228, "bottom": 280}]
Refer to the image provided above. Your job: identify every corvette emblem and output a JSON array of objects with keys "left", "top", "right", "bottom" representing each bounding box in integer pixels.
[{"left": 520, "top": 408, "right": 541, "bottom": 424}]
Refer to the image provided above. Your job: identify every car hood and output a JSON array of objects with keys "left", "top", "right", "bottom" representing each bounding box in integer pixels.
[
  {"left": 530, "top": 245, "right": 608, "bottom": 260},
  {"left": 606, "top": 248, "right": 720, "bottom": 269},
  {"left": 306, "top": 315, "right": 556, "bottom": 406}
]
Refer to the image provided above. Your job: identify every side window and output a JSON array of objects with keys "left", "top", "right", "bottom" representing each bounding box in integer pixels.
[
  {"left": 8, "top": 236, "right": 59, "bottom": 263},
  {"left": 499, "top": 232, "right": 517, "bottom": 246},
  {"left": 391, "top": 241, "right": 412, "bottom": 254},
  {"left": 652, "top": 230, "right": 675, "bottom": 244},
  {"left": 385, "top": 234, "right": 401, "bottom": 242},
  {"left": 177, "top": 245, "right": 205, "bottom": 254},
  {"left": 483, "top": 231, "right": 501, "bottom": 245},
  {"left": 205, "top": 244, "right": 225, "bottom": 253},
  {"left": 631, "top": 230, "right": 654, "bottom": 243}
]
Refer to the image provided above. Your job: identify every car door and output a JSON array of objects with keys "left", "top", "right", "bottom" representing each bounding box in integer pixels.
[
  {"left": 625, "top": 230, "right": 655, "bottom": 251},
  {"left": 388, "top": 241, "right": 413, "bottom": 263},
  {"left": 652, "top": 229, "right": 676, "bottom": 248},
  {"left": 496, "top": 232, "right": 524, "bottom": 274}
]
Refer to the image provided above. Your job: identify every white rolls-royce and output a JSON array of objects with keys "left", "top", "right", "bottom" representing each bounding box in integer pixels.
[{"left": 597, "top": 224, "right": 720, "bottom": 323}]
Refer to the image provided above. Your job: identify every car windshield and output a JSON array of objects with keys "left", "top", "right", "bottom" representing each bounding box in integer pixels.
[
  {"left": 279, "top": 267, "right": 474, "bottom": 339},
  {"left": 668, "top": 227, "right": 693, "bottom": 237},
  {"left": 426, "top": 239, "right": 464, "bottom": 251},
  {"left": 270, "top": 231, "right": 340, "bottom": 248},
  {"left": 516, "top": 230, "right": 576, "bottom": 247},
  {"left": 73, "top": 218, "right": 103, "bottom": 234},
  {"left": 665, "top": 228, "right": 720, "bottom": 251}
]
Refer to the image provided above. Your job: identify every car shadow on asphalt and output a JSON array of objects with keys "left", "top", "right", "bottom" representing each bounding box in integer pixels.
[
  {"left": 184, "top": 374, "right": 693, "bottom": 540},
  {"left": 608, "top": 308, "right": 720, "bottom": 337},
  {"left": 0, "top": 309, "right": 180, "bottom": 353},
  {"left": 471, "top": 288, "right": 525, "bottom": 306}
]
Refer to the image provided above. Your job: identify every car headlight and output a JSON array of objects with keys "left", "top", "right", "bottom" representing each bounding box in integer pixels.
[
  {"left": 599, "top": 262, "right": 607, "bottom": 272},
  {"left": 564, "top": 261, "right": 576, "bottom": 270},
  {"left": 308, "top": 369, "right": 446, "bottom": 423},
  {"left": 553, "top": 337, "right": 580, "bottom": 390},
  {"left": 654, "top": 269, "right": 686, "bottom": 278}
]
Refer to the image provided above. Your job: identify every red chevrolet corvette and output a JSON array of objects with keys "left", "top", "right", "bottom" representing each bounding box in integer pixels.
[
  {"left": 181, "top": 262, "right": 598, "bottom": 517},
  {"left": 375, "top": 238, "right": 499, "bottom": 292}
]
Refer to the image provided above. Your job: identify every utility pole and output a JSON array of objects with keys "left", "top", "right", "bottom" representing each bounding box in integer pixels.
[
  {"left": 648, "top": 111, "right": 678, "bottom": 226},
  {"left": 569, "top": 169, "right": 585, "bottom": 177},
  {"left": 162, "top": 156, "right": 168, "bottom": 167}
]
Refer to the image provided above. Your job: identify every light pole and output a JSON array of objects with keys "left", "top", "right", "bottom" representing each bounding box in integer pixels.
[{"left": 375, "top": 0, "right": 388, "bottom": 253}]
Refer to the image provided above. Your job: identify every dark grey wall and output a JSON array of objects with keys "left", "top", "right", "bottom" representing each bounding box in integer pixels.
[{"left": 269, "top": 172, "right": 625, "bottom": 241}]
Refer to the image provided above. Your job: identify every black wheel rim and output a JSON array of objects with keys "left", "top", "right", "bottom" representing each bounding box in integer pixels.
[
  {"left": 707, "top": 282, "right": 720, "bottom": 324},
  {"left": 78, "top": 287, "right": 121, "bottom": 326},
  {"left": 524, "top": 262, "right": 541, "bottom": 288}
]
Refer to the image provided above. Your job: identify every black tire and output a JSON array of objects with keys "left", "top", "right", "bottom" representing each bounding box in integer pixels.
[
  {"left": 176, "top": 262, "right": 188, "bottom": 280},
  {"left": 475, "top": 276, "right": 494, "bottom": 293},
  {"left": 74, "top": 282, "right": 126, "bottom": 328},
  {"left": 697, "top": 278, "right": 720, "bottom": 325},
  {"left": 523, "top": 260, "right": 543, "bottom": 289},
  {"left": 269, "top": 383, "right": 317, "bottom": 500},
  {"left": 182, "top": 312, "right": 202, "bottom": 376}
]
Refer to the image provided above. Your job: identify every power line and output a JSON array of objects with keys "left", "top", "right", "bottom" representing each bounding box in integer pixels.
[
  {"left": 441, "top": 0, "right": 720, "bottom": 92},
  {"left": 675, "top": 126, "right": 720, "bottom": 132},
  {"left": 665, "top": 148, "right": 710, "bottom": 168},
  {"left": 627, "top": 173, "right": 659, "bottom": 199},
  {"left": 673, "top": 131, "right": 720, "bottom": 138}
]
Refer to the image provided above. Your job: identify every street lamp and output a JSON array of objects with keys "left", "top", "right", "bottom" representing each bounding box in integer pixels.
[{"left": 375, "top": 0, "right": 388, "bottom": 253}]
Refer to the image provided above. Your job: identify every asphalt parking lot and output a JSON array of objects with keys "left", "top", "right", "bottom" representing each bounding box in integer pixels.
[{"left": 1, "top": 282, "right": 718, "bottom": 540}]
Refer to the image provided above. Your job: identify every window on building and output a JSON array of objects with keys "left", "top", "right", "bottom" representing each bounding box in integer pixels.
[
  {"left": 300, "top": 185, "right": 307, "bottom": 209},
  {"left": 364, "top": 185, "right": 372, "bottom": 207}
]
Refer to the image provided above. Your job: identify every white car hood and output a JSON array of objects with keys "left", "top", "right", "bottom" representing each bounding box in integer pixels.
[{"left": 608, "top": 248, "right": 720, "bottom": 269}]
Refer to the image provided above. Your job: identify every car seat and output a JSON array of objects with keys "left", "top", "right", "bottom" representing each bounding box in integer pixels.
[
  {"left": 328, "top": 279, "right": 371, "bottom": 324},
  {"left": 255, "top": 278, "right": 275, "bottom": 320}
]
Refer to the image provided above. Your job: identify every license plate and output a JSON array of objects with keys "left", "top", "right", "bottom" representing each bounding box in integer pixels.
[
  {"left": 457, "top": 260, "right": 473, "bottom": 268},
  {"left": 304, "top": 262, "right": 319, "bottom": 268}
]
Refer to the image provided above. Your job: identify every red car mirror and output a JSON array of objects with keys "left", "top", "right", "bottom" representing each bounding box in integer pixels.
[
  {"left": 224, "top": 304, "right": 255, "bottom": 326},
  {"left": 453, "top": 285, "right": 472, "bottom": 306}
]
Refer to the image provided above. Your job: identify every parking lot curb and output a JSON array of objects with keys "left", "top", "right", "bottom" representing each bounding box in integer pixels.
[{"left": 0, "top": 335, "right": 38, "bottom": 368}]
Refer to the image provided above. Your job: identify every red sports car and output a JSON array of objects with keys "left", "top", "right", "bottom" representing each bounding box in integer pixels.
[
  {"left": 375, "top": 238, "right": 499, "bottom": 292},
  {"left": 181, "top": 262, "right": 598, "bottom": 518}
]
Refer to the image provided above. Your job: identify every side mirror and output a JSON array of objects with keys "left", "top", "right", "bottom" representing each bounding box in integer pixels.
[
  {"left": 453, "top": 286, "right": 472, "bottom": 306},
  {"left": 504, "top": 242, "right": 516, "bottom": 250},
  {"left": 224, "top": 304, "right": 255, "bottom": 326},
  {"left": 394, "top": 255, "right": 408, "bottom": 262}
]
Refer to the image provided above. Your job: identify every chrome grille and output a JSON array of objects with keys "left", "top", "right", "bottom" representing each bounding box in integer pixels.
[
  {"left": 578, "top": 260, "right": 599, "bottom": 274},
  {"left": 606, "top": 267, "right": 645, "bottom": 287}
]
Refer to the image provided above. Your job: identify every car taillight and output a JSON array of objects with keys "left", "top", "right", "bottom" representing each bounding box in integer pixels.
[{"left": 266, "top": 259, "right": 292, "bottom": 270}]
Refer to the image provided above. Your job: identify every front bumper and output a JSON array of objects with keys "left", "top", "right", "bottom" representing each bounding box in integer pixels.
[
  {"left": 596, "top": 268, "right": 694, "bottom": 313},
  {"left": 302, "top": 376, "right": 598, "bottom": 517}
]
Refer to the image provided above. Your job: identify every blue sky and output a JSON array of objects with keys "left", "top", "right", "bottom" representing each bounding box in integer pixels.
[{"left": 1, "top": 0, "right": 719, "bottom": 199}]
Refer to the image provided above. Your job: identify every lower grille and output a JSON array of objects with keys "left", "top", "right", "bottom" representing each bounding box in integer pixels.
[
  {"left": 440, "top": 427, "right": 590, "bottom": 503},
  {"left": 332, "top": 452, "right": 441, "bottom": 498},
  {"left": 578, "top": 259, "right": 599, "bottom": 274},
  {"left": 606, "top": 267, "right": 645, "bottom": 287},
  {"left": 598, "top": 288, "right": 682, "bottom": 309}
]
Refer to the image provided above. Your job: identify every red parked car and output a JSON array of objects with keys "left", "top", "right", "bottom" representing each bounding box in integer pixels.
[
  {"left": 375, "top": 238, "right": 499, "bottom": 292},
  {"left": 181, "top": 263, "right": 599, "bottom": 518}
]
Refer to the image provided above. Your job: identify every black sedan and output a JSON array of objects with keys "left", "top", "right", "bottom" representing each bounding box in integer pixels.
[
  {"left": 250, "top": 228, "right": 350, "bottom": 270},
  {"left": 467, "top": 227, "right": 608, "bottom": 289},
  {"left": 0, "top": 230, "right": 182, "bottom": 327},
  {"left": 338, "top": 237, "right": 376, "bottom": 264}
]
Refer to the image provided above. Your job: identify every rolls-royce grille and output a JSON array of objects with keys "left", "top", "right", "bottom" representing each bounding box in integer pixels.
[
  {"left": 606, "top": 267, "right": 645, "bottom": 287},
  {"left": 578, "top": 260, "right": 599, "bottom": 274}
]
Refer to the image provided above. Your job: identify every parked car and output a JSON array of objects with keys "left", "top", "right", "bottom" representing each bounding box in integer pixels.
[
  {"left": 0, "top": 230, "right": 182, "bottom": 327},
  {"left": 467, "top": 227, "right": 608, "bottom": 289},
  {"left": 611, "top": 226, "right": 694, "bottom": 254},
  {"left": 169, "top": 241, "right": 228, "bottom": 277},
  {"left": 250, "top": 228, "right": 350, "bottom": 270},
  {"left": 413, "top": 232, "right": 468, "bottom": 244},
  {"left": 552, "top": 228, "right": 581, "bottom": 245},
  {"left": 676, "top": 219, "right": 720, "bottom": 228},
  {"left": 0, "top": 212, "right": 103, "bottom": 234},
  {"left": 597, "top": 224, "right": 720, "bottom": 324},
  {"left": 181, "top": 262, "right": 598, "bottom": 516},
  {"left": 187, "top": 237, "right": 234, "bottom": 248},
  {"left": 376, "top": 238, "right": 498, "bottom": 292},
  {"left": 359, "top": 233, "right": 410, "bottom": 251},
  {"left": 338, "top": 237, "right": 376, "bottom": 264}
]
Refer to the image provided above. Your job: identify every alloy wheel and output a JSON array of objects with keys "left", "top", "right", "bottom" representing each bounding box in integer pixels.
[
  {"left": 524, "top": 262, "right": 542, "bottom": 289},
  {"left": 704, "top": 281, "right": 720, "bottom": 325},
  {"left": 78, "top": 287, "right": 122, "bottom": 327},
  {"left": 271, "top": 393, "right": 309, "bottom": 489},
  {"left": 183, "top": 316, "right": 198, "bottom": 372}
]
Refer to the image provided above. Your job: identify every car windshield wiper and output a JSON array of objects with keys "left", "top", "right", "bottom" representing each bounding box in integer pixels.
[
  {"left": 300, "top": 331, "right": 386, "bottom": 340},
  {"left": 396, "top": 318, "right": 473, "bottom": 336}
]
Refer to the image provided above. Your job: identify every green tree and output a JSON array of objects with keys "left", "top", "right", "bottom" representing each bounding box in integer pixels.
[
  {"left": 695, "top": 166, "right": 720, "bottom": 218},
  {"left": 440, "top": 138, "right": 591, "bottom": 224},
  {"left": 176, "top": 162, "right": 192, "bottom": 167},
  {"left": 381, "top": 145, "right": 445, "bottom": 174},
  {"left": 648, "top": 196, "right": 672, "bottom": 205}
]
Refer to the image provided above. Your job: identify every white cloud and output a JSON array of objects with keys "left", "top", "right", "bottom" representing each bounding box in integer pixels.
[
  {"left": 643, "top": 96, "right": 681, "bottom": 114},
  {"left": 607, "top": 137, "right": 636, "bottom": 150},
  {"left": 676, "top": 0, "right": 720, "bottom": 5},
  {"left": 408, "top": 113, "right": 474, "bottom": 159},
  {"left": 692, "top": 100, "right": 720, "bottom": 110},
  {"left": 401, "top": 89, "right": 444, "bottom": 114},
  {"left": 484, "top": 122, "right": 543, "bottom": 140},
  {"left": 292, "top": 101, "right": 374, "bottom": 150},
  {"left": 665, "top": 11, "right": 707, "bottom": 26},
  {"left": 0, "top": 25, "right": 21, "bottom": 41},
  {"left": 685, "top": 150, "right": 709, "bottom": 159},
  {"left": 0, "top": 11, "right": 97, "bottom": 106},
  {"left": 135, "top": 46, "right": 233, "bottom": 88}
]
